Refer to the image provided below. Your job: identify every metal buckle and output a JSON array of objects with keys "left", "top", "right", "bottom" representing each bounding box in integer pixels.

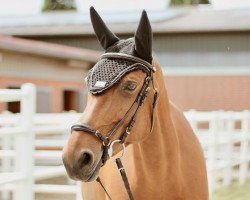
[
  {"left": 108, "top": 140, "right": 125, "bottom": 159},
  {"left": 153, "top": 66, "right": 156, "bottom": 72},
  {"left": 102, "top": 137, "right": 111, "bottom": 146},
  {"left": 125, "top": 127, "right": 131, "bottom": 135}
]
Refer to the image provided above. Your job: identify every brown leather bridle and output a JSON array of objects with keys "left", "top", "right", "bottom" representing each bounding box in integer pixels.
[{"left": 71, "top": 53, "right": 158, "bottom": 200}]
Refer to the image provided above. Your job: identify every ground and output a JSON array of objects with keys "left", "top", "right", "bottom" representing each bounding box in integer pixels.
[
  {"left": 36, "top": 193, "right": 73, "bottom": 200},
  {"left": 212, "top": 179, "right": 250, "bottom": 200},
  {"left": 2, "top": 177, "right": 250, "bottom": 200},
  {"left": 36, "top": 176, "right": 75, "bottom": 200},
  {"left": 35, "top": 177, "right": 250, "bottom": 200}
]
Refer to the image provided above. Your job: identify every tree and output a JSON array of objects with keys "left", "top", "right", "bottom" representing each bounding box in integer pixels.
[
  {"left": 43, "top": 0, "right": 76, "bottom": 12},
  {"left": 171, "top": 0, "right": 210, "bottom": 5}
]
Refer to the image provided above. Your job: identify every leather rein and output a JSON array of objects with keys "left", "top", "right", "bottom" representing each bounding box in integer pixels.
[{"left": 71, "top": 53, "right": 158, "bottom": 200}]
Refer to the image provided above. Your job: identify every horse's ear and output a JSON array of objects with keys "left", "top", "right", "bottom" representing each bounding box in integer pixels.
[
  {"left": 90, "top": 7, "right": 119, "bottom": 50},
  {"left": 134, "top": 10, "right": 153, "bottom": 63}
]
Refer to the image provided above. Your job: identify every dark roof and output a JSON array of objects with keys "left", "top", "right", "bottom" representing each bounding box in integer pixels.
[
  {"left": 0, "top": 35, "right": 102, "bottom": 65},
  {"left": 1, "top": 7, "right": 250, "bottom": 36}
]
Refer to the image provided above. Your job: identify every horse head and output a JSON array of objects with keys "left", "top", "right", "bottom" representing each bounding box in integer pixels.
[{"left": 63, "top": 7, "right": 158, "bottom": 182}]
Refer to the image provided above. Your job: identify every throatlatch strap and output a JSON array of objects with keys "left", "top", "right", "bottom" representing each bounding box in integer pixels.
[{"left": 116, "top": 158, "right": 134, "bottom": 200}]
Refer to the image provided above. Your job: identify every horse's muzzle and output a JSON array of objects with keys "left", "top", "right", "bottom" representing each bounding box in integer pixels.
[{"left": 62, "top": 150, "right": 101, "bottom": 182}]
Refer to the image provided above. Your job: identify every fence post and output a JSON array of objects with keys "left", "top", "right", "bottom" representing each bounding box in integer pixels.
[
  {"left": 207, "top": 111, "right": 218, "bottom": 194},
  {"left": 76, "top": 181, "right": 82, "bottom": 200},
  {"left": 223, "top": 112, "right": 234, "bottom": 186},
  {"left": 239, "top": 110, "right": 250, "bottom": 184},
  {"left": 187, "top": 109, "right": 198, "bottom": 131},
  {"left": 13, "top": 83, "right": 36, "bottom": 200},
  {"left": 1, "top": 134, "right": 12, "bottom": 200}
]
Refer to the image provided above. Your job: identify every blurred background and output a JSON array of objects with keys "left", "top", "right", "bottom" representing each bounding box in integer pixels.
[{"left": 0, "top": 0, "right": 250, "bottom": 200}]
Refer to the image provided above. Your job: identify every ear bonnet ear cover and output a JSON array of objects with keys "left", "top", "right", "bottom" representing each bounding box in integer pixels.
[
  {"left": 135, "top": 10, "right": 153, "bottom": 63},
  {"left": 90, "top": 6, "right": 119, "bottom": 50},
  {"left": 86, "top": 55, "right": 152, "bottom": 94},
  {"left": 88, "top": 8, "right": 153, "bottom": 94}
]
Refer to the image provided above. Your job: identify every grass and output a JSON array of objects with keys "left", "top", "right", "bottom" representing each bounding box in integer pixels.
[{"left": 212, "top": 179, "right": 250, "bottom": 200}]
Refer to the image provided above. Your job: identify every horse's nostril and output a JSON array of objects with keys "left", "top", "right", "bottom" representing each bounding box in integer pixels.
[{"left": 79, "top": 152, "right": 93, "bottom": 169}]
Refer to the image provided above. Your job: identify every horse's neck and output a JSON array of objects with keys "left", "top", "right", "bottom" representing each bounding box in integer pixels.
[{"left": 130, "top": 64, "right": 181, "bottom": 190}]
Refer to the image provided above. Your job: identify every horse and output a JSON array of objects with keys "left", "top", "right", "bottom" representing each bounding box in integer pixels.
[{"left": 63, "top": 7, "right": 208, "bottom": 200}]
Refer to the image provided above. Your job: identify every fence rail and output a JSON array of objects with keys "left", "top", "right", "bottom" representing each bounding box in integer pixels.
[
  {"left": 0, "top": 86, "right": 81, "bottom": 200},
  {"left": 186, "top": 110, "right": 250, "bottom": 193},
  {"left": 1, "top": 84, "right": 250, "bottom": 199},
  {"left": 0, "top": 83, "right": 36, "bottom": 200}
]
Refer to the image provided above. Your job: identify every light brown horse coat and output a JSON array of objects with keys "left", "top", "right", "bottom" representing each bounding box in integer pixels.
[
  {"left": 63, "top": 7, "right": 208, "bottom": 200},
  {"left": 79, "top": 59, "right": 208, "bottom": 200}
]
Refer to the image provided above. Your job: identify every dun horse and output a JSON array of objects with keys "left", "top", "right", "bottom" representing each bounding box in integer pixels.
[{"left": 63, "top": 7, "right": 208, "bottom": 200}]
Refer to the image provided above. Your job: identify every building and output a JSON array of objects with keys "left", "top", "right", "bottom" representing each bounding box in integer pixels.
[
  {"left": 1, "top": 7, "right": 250, "bottom": 111},
  {"left": 0, "top": 35, "right": 101, "bottom": 113}
]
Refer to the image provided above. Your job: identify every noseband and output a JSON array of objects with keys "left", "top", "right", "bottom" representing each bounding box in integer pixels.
[{"left": 71, "top": 53, "right": 158, "bottom": 200}]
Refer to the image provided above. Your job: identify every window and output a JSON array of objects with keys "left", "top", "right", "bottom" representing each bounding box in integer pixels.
[
  {"left": 7, "top": 86, "right": 20, "bottom": 113},
  {"left": 63, "top": 90, "right": 79, "bottom": 112},
  {"left": 37, "top": 86, "right": 52, "bottom": 113}
]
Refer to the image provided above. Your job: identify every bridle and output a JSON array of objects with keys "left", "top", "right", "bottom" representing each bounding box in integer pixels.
[{"left": 71, "top": 52, "right": 158, "bottom": 200}]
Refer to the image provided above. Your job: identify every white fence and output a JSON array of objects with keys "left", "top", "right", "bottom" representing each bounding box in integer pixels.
[
  {"left": 0, "top": 85, "right": 81, "bottom": 200},
  {"left": 0, "top": 116, "right": 82, "bottom": 199},
  {"left": 0, "top": 83, "right": 35, "bottom": 200},
  {"left": 1, "top": 84, "right": 250, "bottom": 199},
  {"left": 186, "top": 110, "right": 250, "bottom": 193}
]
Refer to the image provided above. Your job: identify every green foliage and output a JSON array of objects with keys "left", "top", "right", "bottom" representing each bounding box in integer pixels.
[
  {"left": 42, "top": 0, "right": 76, "bottom": 12},
  {"left": 171, "top": 0, "right": 210, "bottom": 5}
]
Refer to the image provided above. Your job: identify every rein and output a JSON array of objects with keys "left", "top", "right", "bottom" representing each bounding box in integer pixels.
[{"left": 71, "top": 53, "right": 158, "bottom": 200}]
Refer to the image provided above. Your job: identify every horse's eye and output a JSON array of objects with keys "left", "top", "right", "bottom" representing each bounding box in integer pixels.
[{"left": 124, "top": 82, "right": 137, "bottom": 91}]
